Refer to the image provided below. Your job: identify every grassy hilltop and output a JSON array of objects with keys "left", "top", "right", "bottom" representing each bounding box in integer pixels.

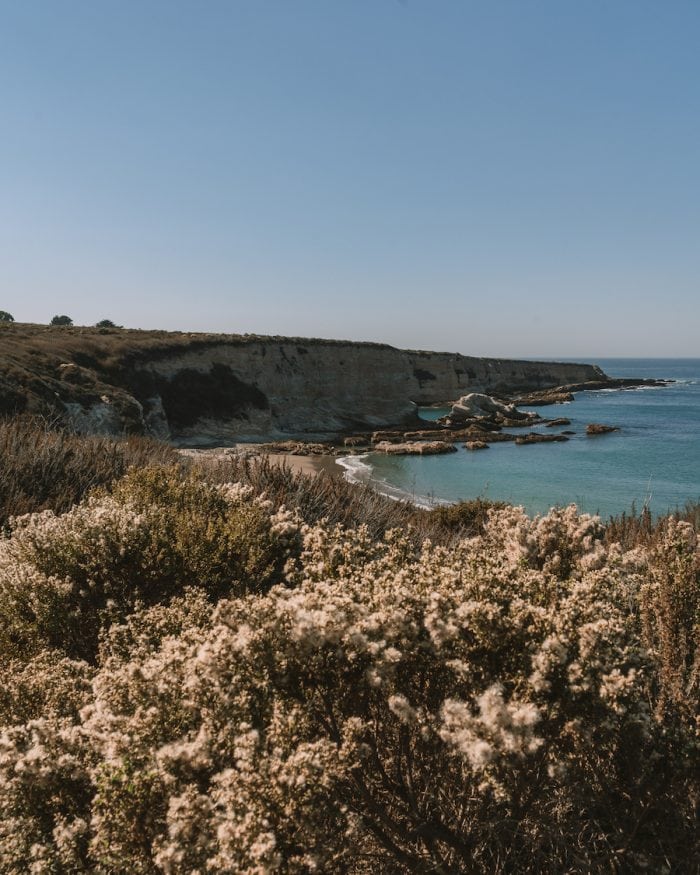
[
  {"left": 0, "top": 416, "right": 697, "bottom": 872},
  {"left": 0, "top": 322, "right": 371, "bottom": 423}
]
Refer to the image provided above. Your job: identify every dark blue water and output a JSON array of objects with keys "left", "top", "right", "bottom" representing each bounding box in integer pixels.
[{"left": 339, "top": 359, "right": 700, "bottom": 518}]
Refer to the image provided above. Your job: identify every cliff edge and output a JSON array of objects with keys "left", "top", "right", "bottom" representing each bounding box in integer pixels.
[{"left": 0, "top": 324, "right": 606, "bottom": 445}]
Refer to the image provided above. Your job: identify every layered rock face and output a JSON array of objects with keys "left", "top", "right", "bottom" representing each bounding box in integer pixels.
[
  {"left": 407, "top": 351, "right": 605, "bottom": 404},
  {"left": 138, "top": 341, "right": 604, "bottom": 444},
  {"left": 0, "top": 327, "right": 605, "bottom": 444},
  {"left": 140, "top": 341, "right": 418, "bottom": 444}
]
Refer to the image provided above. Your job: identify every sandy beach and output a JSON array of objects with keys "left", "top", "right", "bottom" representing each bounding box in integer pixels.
[
  {"left": 178, "top": 446, "right": 344, "bottom": 479},
  {"left": 263, "top": 452, "right": 344, "bottom": 478}
]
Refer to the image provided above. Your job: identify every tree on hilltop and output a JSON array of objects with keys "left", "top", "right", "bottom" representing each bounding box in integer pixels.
[
  {"left": 50, "top": 315, "right": 73, "bottom": 326},
  {"left": 95, "top": 319, "right": 122, "bottom": 328},
  {"left": 0, "top": 311, "right": 14, "bottom": 322}
]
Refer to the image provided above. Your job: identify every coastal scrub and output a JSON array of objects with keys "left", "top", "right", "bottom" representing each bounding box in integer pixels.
[{"left": 0, "top": 466, "right": 697, "bottom": 872}]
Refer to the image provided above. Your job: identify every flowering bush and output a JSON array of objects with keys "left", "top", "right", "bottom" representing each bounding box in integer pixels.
[
  {"left": 0, "top": 466, "right": 299, "bottom": 662},
  {"left": 0, "top": 469, "right": 697, "bottom": 872}
]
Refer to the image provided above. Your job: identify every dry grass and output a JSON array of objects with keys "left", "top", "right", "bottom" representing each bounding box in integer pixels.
[
  {"left": 0, "top": 415, "right": 178, "bottom": 528},
  {"left": 0, "top": 321, "right": 392, "bottom": 374},
  {"left": 605, "top": 500, "right": 700, "bottom": 549}
]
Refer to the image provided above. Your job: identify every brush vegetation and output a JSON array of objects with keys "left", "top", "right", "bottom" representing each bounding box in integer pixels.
[{"left": 0, "top": 420, "right": 697, "bottom": 873}]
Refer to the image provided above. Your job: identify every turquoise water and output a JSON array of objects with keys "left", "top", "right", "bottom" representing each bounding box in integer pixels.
[{"left": 339, "top": 359, "right": 700, "bottom": 519}]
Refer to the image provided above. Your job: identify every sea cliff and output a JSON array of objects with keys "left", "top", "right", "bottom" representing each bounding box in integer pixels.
[{"left": 0, "top": 325, "right": 605, "bottom": 444}]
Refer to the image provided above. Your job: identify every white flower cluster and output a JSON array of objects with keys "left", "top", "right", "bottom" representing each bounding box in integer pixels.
[{"left": 440, "top": 685, "right": 542, "bottom": 770}]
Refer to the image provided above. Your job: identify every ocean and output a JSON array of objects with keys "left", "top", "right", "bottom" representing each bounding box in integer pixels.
[{"left": 338, "top": 358, "right": 700, "bottom": 519}]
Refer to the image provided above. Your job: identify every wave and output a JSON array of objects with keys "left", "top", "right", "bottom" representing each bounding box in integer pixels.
[
  {"left": 336, "top": 454, "right": 373, "bottom": 485},
  {"left": 336, "top": 454, "right": 449, "bottom": 510}
]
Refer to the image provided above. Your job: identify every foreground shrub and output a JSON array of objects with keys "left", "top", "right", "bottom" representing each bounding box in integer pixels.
[
  {"left": 0, "top": 652, "right": 95, "bottom": 872},
  {"left": 0, "top": 466, "right": 300, "bottom": 661},
  {"left": 0, "top": 483, "right": 696, "bottom": 872},
  {"left": 640, "top": 518, "right": 700, "bottom": 723}
]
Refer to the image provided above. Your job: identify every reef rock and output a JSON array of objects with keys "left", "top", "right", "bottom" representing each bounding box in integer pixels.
[
  {"left": 586, "top": 423, "right": 620, "bottom": 436},
  {"left": 465, "top": 440, "right": 489, "bottom": 450},
  {"left": 514, "top": 390, "right": 575, "bottom": 406},
  {"left": 375, "top": 440, "right": 457, "bottom": 456},
  {"left": 515, "top": 433, "right": 569, "bottom": 445},
  {"left": 443, "top": 393, "right": 539, "bottom": 430}
]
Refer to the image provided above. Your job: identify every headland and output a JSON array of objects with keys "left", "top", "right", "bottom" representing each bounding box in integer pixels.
[{"left": 0, "top": 323, "right": 606, "bottom": 445}]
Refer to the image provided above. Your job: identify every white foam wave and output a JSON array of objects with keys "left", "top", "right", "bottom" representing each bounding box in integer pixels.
[
  {"left": 336, "top": 454, "right": 374, "bottom": 485},
  {"left": 336, "top": 454, "right": 449, "bottom": 510}
]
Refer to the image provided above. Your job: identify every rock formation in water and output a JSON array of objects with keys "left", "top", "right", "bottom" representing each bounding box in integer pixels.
[
  {"left": 465, "top": 440, "right": 489, "bottom": 450},
  {"left": 586, "top": 423, "right": 620, "bottom": 436},
  {"left": 443, "top": 392, "right": 540, "bottom": 428},
  {"left": 515, "top": 433, "right": 570, "bottom": 445},
  {"left": 0, "top": 324, "right": 606, "bottom": 445},
  {"left": 375, "top": 440, "right": 458, "bottom": 456}
]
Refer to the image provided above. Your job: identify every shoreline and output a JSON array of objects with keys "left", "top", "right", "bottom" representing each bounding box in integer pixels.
[{"left": 179, "top": 446, "right": 346, "bottom": 480}]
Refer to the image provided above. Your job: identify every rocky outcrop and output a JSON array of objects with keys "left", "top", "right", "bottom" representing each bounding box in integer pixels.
[
  {"left": 465, "top": 440, "right": 489, "bottom": 451},
  {"left": 375, "top": 440, "right": 458, "bottom": 456},
  {"left": 447, "top": 393, "right": 538, "bottom": 425},
  {"left": 438, "top": 392, "right": 542, "bottom": 434},
  {"left": 514, "top": 390, "right": 575, "bottom": 406},
  {"left": 515, "top": 378, "right": 671, "bottom": 407}
]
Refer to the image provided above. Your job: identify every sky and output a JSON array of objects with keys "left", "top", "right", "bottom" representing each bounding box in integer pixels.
[{"left": 1, "top": 0, "right": 699, "bottom": 358}]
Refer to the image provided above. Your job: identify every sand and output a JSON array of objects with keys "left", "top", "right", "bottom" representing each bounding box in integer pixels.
[
  {"left": 178, "top": 446, "right": 344, "bottom": 479},
  {"left": 263, "top": 452, "right": 344, "bottom": 478}
]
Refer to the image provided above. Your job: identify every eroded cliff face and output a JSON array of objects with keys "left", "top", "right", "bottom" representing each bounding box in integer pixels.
[
  {"left": 129, "top": 340, "right": 604, "bottom": 444},
  {"left": 0, "top": 326, "right": 605, "bottom": 445},
  {"left": 406, "top": 351, "right": 605, "bottom": 404},
  {"left": 133, "top": 342, "right": 420, "bottom": 444}
]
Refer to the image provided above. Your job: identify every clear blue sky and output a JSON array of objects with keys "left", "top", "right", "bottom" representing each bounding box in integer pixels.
[{"left": 1, "top": 1, "right": 698, "bottom": 357}]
